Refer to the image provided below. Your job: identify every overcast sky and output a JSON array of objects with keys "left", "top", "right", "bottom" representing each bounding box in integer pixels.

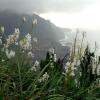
[
  {"left": 0, "top": 0, "right": 100, "bottom": 30},
  {"left": 0, "top": 0, "right": 97, "bottom": 13}
]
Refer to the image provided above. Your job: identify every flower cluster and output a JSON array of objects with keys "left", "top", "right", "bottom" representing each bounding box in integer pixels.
[
  {"left": 0, "top": 26, "right": 4, "bottom": 34},
  {"left": 50, "top": 62, "right": 54, "bottom": 68},
  {"left": 0, "top": 26, "right": 4, "bottom": 46},
  {"left": 54, "top": 53, "right": 57, "bottom": 62},
  {"left": 0, "top": 17, "right": 38, "bottom": 61},
  {"left": 30, "top": 60, "right": 40, "bottom": 72},
  {"left": 97, "top": 64, "right": 100, "bottom": 75},
  {"left": 90, "top": 55, "right": 100, "bottom": 75},
  {"left": 6, "top": 28, "right": 20, "bottom": 47},
  {"left": 27, "top": 51, "right": 34, "bottom": 58},
  {"left": 5, "top": 49, "right": 15, "bottom": 59},
  {"left": 19, "top": 33, "right": 32, "bottom": 50},
  {"left": 38, "top": 72, "right": 49, "bottom": 83},
  {"left": 49, "top": 48, "right": 55, "bottom": 54},
  {"left": 64, "top": 58, "right": 80, "bottom": 76},
  {"left": 49, "top": 48, "right": 57, "bottom": 62},
  {"left": 0, "top": 38, "right": 2, "bottom": 45},
  {"left": 95, "top": 78, "right": 100, "bottom": 87},
  {"left": 64, "top": 62, "right": 75, "bottom": 76}
]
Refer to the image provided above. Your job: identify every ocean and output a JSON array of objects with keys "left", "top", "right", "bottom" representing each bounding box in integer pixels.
[{"left": 60, "top": 29, "right": 100, "bottom": 55}]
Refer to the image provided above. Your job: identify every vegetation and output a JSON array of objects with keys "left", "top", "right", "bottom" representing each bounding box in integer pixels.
[{"left": 0, "top": 17, "right": 100, "bottom": 100}]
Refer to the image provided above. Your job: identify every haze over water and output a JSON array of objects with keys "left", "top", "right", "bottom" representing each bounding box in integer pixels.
[{"left": 39, "top": 0, "right": 100, "bottom": 54}]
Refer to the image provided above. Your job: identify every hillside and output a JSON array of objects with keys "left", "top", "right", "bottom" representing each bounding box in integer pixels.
[{"left": 0, "top": 11, "right": 69, "bottom": 60}]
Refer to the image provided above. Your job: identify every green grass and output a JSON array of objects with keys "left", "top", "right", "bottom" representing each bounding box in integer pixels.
[
  {"left": 0, "top": 46, "right": 100, "bottom": 100},
  {"left": 0, "top": 21, "right": 100, "bottom": 100}
]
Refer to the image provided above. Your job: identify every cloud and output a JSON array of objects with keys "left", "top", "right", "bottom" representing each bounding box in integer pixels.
[{"left": 0, "top": 0, "right": 97, "bottom": 13}]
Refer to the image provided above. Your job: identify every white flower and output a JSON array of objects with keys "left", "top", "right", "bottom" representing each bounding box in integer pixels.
[
  {"left": 32, "top": 19, "right": 37, "bottom": 25},
  {"left": 64, "top": 62, "right": 70, "bottom": 71},
  {"left": 0, "top": 26, "right": 4, "bottom": 33},
  {"left": 19, "top": 33, "right": 32, "bottom": 50},
  {"left": 25, "top": 33, "right": 31, "bottom": 41},
  {"left": 64, "top": 62, "right": 77, "bottom": 74},
  {"left": 31, "top": 61, "right": 40, "bottom": 72},
  {"left": 70, "top": 71, "right": 75, "bottom": 76},
  {"left": 23, "top": 17, "right": 26, "bottom": 22},
  {"left": 28, "top": 51, "right": 34, "bottom": 58},
  {"left": 97, "top": 64, "right": 100, "bottom": 75},
  {"left": 30, "top": 66, "right": 37, "bottom": 72},
  {"left": 64, "top": 62, "right": 70, "bottom": 73},
  {"left": 34, "top": 60, "right": 40, "bottom": 67},
  {"left": 92, "top": 56, "right": 97, "bottom": 74},
  {"left": 66, "top": 62, "right": 70, "bottom": 66},
  {"left": 6, "top": 28, "right": 20, "bottom": 47},
  {"left": 76, "top": 60, "right": 80, "bottom": 66},
  {"left": 15, "top": 28, "right": 20, "bottom": 34},
  {"left": 6, "top": 35, "right": 14, "bottom": 46},
  {"left": 38, "top": 72, "right": 49, "bottom": 83},
  {"left": 33, "top": 37, "right": 38, "bottom": 43},
  {"left": 96, "top": 78, "right": 100, "bottom": 87},
  {"left": 79, "top": 72, "right": 82, "bottom": 76},
  {"left": 49, "top": 48, "right": 55, "bottom": 54},
  {"left": 71, "top": 62, "right": 75, "bottom": 66},
  {"left": 50, "top": 62, "right": 54, "bottom": 68},
  {"left": 62, "top": 72, "right": 66, "bottom": 76},
  {"left": 54, "top": 54, "right": 57, "bottom": 62},
  {"left": 75, "top": 79, "right": 78, "bottom": 87},
  {"left": 38, "top": 78, "right": 42, "bottom": 83},
  {"left": 42, "top": 72, "right": 49, "bottom": 81},
  {"left": 2, "top": 59, "right": 5, "bottom": 62},
  {"left": 0, "top": 38, "right": 2, "bottom": 45},
  {"left": 50, "top": 55, "right": 53, "bottom": 59},
  {"left": 6, "top": 49, "right": 15, "bottom": 59},
  {"left": 15, "top": 42, "right": 18, "bottom": 45},
  {"left": 13, "top": 82, "right": 16, "bottom": 89},
  {"left": 22, "top": 50, "right": 24, "bottom": 53},
  {"left": 92, "top": 68, "right": 96, "bottom": 75},
  {"left": 73, "top": 58, "right": 81, "bottom": 66},
  {"left": 73, "top": 58, "right": 77, "bottom": 65},
  {"left": 65, "top": 68, "right": 69, "bottom": 73},
  {"left": 71, "top": 62, "right": 78, "bottom": 71}
]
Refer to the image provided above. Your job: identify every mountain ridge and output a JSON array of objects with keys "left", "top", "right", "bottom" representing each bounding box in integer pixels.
[{"left": 0, "top": 11, "right": 69, "bottom": 60}]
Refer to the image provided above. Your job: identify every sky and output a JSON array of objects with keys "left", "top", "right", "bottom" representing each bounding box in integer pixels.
[
  {"left": 39, "top": 0, "right": 100, "bottom": 30},
  {"left": 0, "top": 0, "right": 100, "bottom": 29}
]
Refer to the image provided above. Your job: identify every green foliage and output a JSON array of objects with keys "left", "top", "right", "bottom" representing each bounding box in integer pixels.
[
  {"left": 0, "top": 46, "right": 100, "bottom": 100},
  {"left": 0, "top": 21, "right": 100, "bottom": 100}
]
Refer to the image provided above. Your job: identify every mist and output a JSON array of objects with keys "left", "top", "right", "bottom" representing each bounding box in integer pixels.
[{"left": 0, "top": 0, "right": 97, "bottom": 13}]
